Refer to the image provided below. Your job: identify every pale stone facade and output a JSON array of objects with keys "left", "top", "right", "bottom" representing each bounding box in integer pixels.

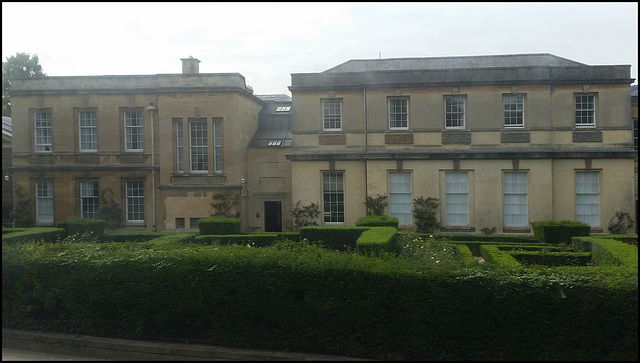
[{"left": 286, "top": 54, "right": 636, "bottom": 233}]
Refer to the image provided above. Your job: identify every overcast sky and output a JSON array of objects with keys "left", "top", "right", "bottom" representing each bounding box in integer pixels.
[{"left": 2, "top": 2, "right": 638, "bottom": 96}]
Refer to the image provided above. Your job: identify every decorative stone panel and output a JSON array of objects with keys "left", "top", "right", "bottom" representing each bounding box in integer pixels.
[
  {"left": 573, "top": 131, "right": 602, "bottom": 143},
  {"left": 442, "top": 131, "right": 471, "bottom": 144},
  {"left": 172, "top": 175, "right": 226, "bottom": 185},
  {"left": 28, "top": 155, "right": 54, "bottom": 164},
  {"left": 385, "top": 133, "right": 414, "bottom": 145},
  {"left": 117, "top": 154, "right": 147, "bottom": 164},
  {"left": 501, "top": 132, "right": 530, "bottom": 143},
  {"left": 74, "top": 154, "right": 99, "bottom": 164},
  {"left": 319, "top": 134, "right": 346, "bottom": 145}
]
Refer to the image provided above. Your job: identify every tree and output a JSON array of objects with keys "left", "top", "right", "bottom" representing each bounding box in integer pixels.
[{"left": 2, "top": 52, "right": 47, "bottom": 116}]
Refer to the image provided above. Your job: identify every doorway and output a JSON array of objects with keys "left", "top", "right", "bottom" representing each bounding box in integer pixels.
[{"left": 264, "top": 201, "right": 282, "bottom": 232}]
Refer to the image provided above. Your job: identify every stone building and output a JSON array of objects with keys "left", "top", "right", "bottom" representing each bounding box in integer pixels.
[
  {"left": 286, "top": 53, "right": 636, "bottom": 233},
  {"left": 6, "top": 54, "right": 637, "bottom": 234}
]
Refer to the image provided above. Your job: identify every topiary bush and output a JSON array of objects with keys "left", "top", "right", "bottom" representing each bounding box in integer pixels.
[{"left": 355, "top": 215, "right": 399, "bottom": 228}]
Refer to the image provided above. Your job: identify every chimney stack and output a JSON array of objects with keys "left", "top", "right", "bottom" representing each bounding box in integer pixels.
[{"left": 181, "top": 56, "right": 200, "bottom": 74}]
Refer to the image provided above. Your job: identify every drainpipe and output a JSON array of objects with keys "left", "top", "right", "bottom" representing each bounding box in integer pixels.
[{"left": 147, "top": 103, "right": 157, "bottom": 231}]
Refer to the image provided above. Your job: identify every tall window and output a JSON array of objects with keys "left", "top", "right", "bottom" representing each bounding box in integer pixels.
[
  {"left": 34, "top": 111, "right": 52, "bottom": 152},
  {"left": 323, "top": 172, "right": 344, "bottom": 223},
  {"left": 190, "top": 119, "right": 208, "bottom": 173},
  {"left": 388, "top": 98, "right": 408, "bottom": 130},
  {"left": 633, "top": 118, "right": 638, "bottom": 151},
  {"left": 576, "top": 171, "right": 599, "bottom": 227},
  {"left": 36, "top": 181, "right": 54, "bottom": 223},
  {"left": 79, "top": 111, "right": 97, "bottom": 151},
  {"left": 445, "top": 97, "right": 465, "bottom": 129},
  {"left": 213, "top": 119, "right": 222, "bottom": 172},
  {"left": 389, "top": 172, "right": 412, "bottom": 225},
  {"left": 124, "top": 111, "right": 143, "bottom": 151},
  {"left": 503, "top": 172, "right": 528, "bottom": 227},
  {"left": 503, "top": 95, "right": 524, "bottom": 128},
  {"left": 175, "top": 121, "right": 184, "bottom": 172},
  {"left": 575, "top": 95, "right": 595, "bottom": 127},
  {"left": 445, "top": 172, "right": 468, "bottom": 226},
  {"left": 80, "top": 181, "right": 99, "bottom": 219},
  {"left": 323, "top": 100, "right": 342, "bottom": 131},
  {"left": 125, "top": 181, "right": 145, "bottom": 222}
]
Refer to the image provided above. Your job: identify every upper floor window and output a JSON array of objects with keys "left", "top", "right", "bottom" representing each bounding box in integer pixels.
[
  {"left": 445, "top": 97, "right": 465, "bottom": 129},
  {"left": 78, "top": 111, "right": 97, "bottom": 151},
  {"left": 323, "top": 100, "right": 342, "bottom": 131},
  {"left": 189, "top": 119, "right": 208, "bottom": 173},
  {"left": 124, "top": 111, "right": 143, "bottom": 151},
  {"left": 34, "top": 111, "right": 52, "bottom": 152},
  {"left": 213, "top": 119, "right": 223, "bottom": 172},
  {"left": 633, "top": 118, "right": 637, "bottom": 151},
  {"left": 575, "top": 95, "right": 595, "bottom": 128},
  {"left": 388, "top": 98, "right": 408, "bottom": 130},
  {"left": 503, "top": 95, "right": 524, "bottom": 128}
]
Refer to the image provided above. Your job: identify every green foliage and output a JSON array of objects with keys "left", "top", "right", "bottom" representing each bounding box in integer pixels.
[
  {"left": 199, "top": 217, "right": 241, "bottom": 235},
  {"left": 413, "top": 196, "right": 440, "bottom": 233},
  {"left": 355, "top": 215, "right": 399, "bottom": 228},
  {"left": 99, "top": 188, "right": 122, "bottom": 231},
  {"left": 2, "top": 52, "right": 46, "bottom": 116},
  {"left": 364, "top": 193, "right": 388, "bottom": 216},
  {"left": 292, "top": 200, "right": 320, "bottom": 231},
  {"left": 209, "top": 193, "right": 241, "bottom": 218},
  {"left": 481, "top": 227, "right": 496, "bottom": 235},
  {"left": 607, "top": 211, "right": 634, "bottom": 234},
  {"left": 397, "top": 233, "right": 460, "bottom": 266},
  {"left": 57, "top": 217, "right": 105, "bottom": 237},
  {"left": 531, "top": 220, "right": 590, "bottom": 244},
  {"left": 356, "top": 226, "right": 398, "bottom": 256},
  {"left": 9, "top": 183, "right": 32, "bottom": 228}
]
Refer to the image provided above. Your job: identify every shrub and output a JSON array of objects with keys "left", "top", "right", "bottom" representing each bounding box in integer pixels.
[
  {"left": 607, "top": 211, "right": 634, "bottom": 234},
  {"left": 198, "top": 217, "right": 241, "bottom": 235},
  {"left": 413, "top": 196, "right": 440, "bottom": 233},
  {"left": 355, "top": 215, "right": 399, "bottom": 228},
  {"left": 364, "top": 194, "right": 388, "bottom": 216},
  {"left": 531, "top": 220, "right": 590, "bottom": 244},
  {"left": 292, "top": 201, "right": 320, "bottom": 231},
  {"left": 57, "top": 217, "right": 105, "bottom": 237}
]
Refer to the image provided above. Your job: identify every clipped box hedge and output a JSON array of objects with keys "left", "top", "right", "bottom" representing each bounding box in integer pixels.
[
  {"left": 300, "top": 226, "right": 368, "bottom": 251},
  {"left": 355, "top": 215, "right": 399, "bottom": 228},
  {"left": 57, "top": 217, "right": 105, "bottom": 237},
  {"left": 356, "top": 226, "right": 398, "bottom": 256},
  {"left": 1, "top": 227, "right": 66, "bottom": 244},
  {"left": 531, "top": 220, "right": 590, "bottom": 244},
  {"left": 198, "top": 217, "right": 241, "bottom": 235}
]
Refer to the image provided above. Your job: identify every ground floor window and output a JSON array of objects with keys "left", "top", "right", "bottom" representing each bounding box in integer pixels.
[
  {"left": 445, "top": 172, "right": 468, "bottom": 226},
  {"left": 323, "top": 172, "right": 344, "bottom": 223},
  {"left": 36, "top": 180, "right": 54, "bottom": 223},
  {"left": 576, "top": 171, "right": 599, "bottom": 227},
  {"left": 389, "top": 171, "right": 412, "bottom": 225},
  {"left": 80, "top": 181, "right": 99, "bottom": 219},
  {"left": 503, "top": 171, "right": 528, "bottom": 227},
  {"left": 125, "top": 181, "right": 145, "bottom": 222}
]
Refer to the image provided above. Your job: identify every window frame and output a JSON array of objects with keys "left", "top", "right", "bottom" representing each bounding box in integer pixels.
[
  {"left": 213, "top": 119, "right": 223, "bottom": 173},
  {"left": 444, "top": 97, "right": 465, "bottom": 129},
  {"left": 503, "top": 95, "right": 525, "bottom": 128},
  {"left": 445, "top": 172, "right": 469, "bottom": 226},
  {"left": 78, "top": 110, "right": 98, "bottom": 152},
  {"left": 80, "top": 180, "right": 100, "bottom": 219},
  {"left": 189, "top": 118, "right": 208, "bottom": 173},
  {"left": 322, "top": 171, "right": 345, "bottom": 224},
  {"left": 123, "top": 110, "right": 143, "bottom": 152},
  {"left": 503, "top": 171, "right": 528, "bottom": 228},
  {"left": 575, "top": 171, "right": 600, "bottom": 227},
  {"left": 388, "top": 171, "right": 412, "bottom": 225},
  {"left": 388, "top": 97, "right": 409, "bottom": 130},
  {"left": 125, "top": 180, "right": 145, "bottom": 223},
  {"left": 35, "top": 180, "right": 54, "bottom": 223},
  {"left": 574, "top": 94, "right": 596, "bottom": 128},
  {"left": 174, "top": 119, "right": 184, "bottom": 173},
  {"left": 322, "top": 99, "right": 342, "bottom": 131},
  {"left": 34, "top": 110, "right": 52, "bottom": 153}
]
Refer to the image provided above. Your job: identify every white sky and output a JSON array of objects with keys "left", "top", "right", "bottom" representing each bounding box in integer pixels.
[{"left": 2, "top": 2, "right": 638, "bottom": 96}]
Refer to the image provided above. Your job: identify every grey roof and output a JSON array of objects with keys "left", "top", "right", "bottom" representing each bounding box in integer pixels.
[
  {"left": 631, "top": 84, "right": 638, "bottom": 97},
  {"left": 250, "top": 96, "right": 292, "bottom": 148},
  {"left": 323, "top": 53, "right": 588, "bottom": 73},
  {"left": 2, "top": 116, "right": 11, "bottom": 138}
]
